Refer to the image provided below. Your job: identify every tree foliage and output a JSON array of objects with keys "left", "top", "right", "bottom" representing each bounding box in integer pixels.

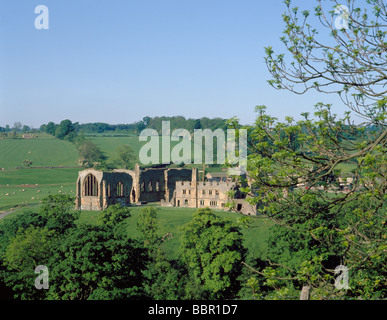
[
  {"left": 0, "top": 196, "right": 149, "bottom": 300},
  {"left": 39, "top": 194, "right": 79, "bottom": 234},
  {"left": 116, "top": 145, "right": 135, "bottom": 169},
  {"left": 0, "top": 195, "right": 77, "bottom": 299},
  {"left": 77, "top": 140, "right": 104, "bottom": 168},
  {"left": 136, "top": 207, "right": 160, "bottom": 249},
  {"left": 97, "top": 203, "right": 131, "bottom": 228},
  {"left": 180, "top": 208, "right": 247, "bottom": 299},
  {"left": 47, "top": 225, "right": 148, "bottom": 300},
  {"left": 55, "top": 119, "right": 75, "bottom": 140},
  {"left": 235, "top": 0, "right": 387, "bottom": 299},
  {"left": 266, "top": 0, "right": 387, "bottom": 121}
]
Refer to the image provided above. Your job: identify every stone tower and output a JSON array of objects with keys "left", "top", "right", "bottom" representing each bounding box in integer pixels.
[{"left": 191, "top": 167, "right": 198, "bottom": 208}]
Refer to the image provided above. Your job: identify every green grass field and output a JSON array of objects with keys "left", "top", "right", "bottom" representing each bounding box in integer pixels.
[
  {"left": 88, "top": 135, "right": 143, "bottom": 168},
  {"left": 0, "top": 182, "right": 76, "bottom": 211},
  {"left": 88, "top": 133, "right": 229, "bottom": 172},
  {"left": 0, "top": 133, "right": 79, "bottom": 169},
  {"left": 0, "top": 168, "right": 79, "bottom": 211},
  {"left": 0, "top": 133, "right": 80, "bottom": 211}
]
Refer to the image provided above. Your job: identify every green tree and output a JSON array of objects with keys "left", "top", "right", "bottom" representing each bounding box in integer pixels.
[
  {"left": 116, "top": 144, "right": 135, "bottom": 169},
  {"left": 265, "top": 0, "right": 387, "bottom": 122},
  {"left": 180, "top": 208, "right": 247, "bottom": 299},
  {"left": 2, "top": 226, "right": 54, "bottom": 299},
  {"left": 23, "top": 159, "right": 32, "bottom": 167},
  {"left": 13, "top": 122, "right": 22, "bottom": 132},
  {"left": 55, "top": 119, "right": 75, "bottom": 140},
  {"left": 234, "top": 106, "right": 386, "bottom": 299},
  {"left": 45, "top": 122, "right": 57, "bottom": 135},
  {"left": 142, "top": 116, "right": 151, "bottom": 127},
  {"left": 39, "top": 194, "right": 79, "bottom": 234},
  {"left": 0, "top": 210, "right": 51, "bottom": 299},
  {"left": 233, "top": 0, "right": 387, "bottom": 299},
  {"left": 136, "top": 207, "right": 160, "bottom": 249},
  {"left": 78, "top": 140, "right": 104, "bottom": 167},
  {"left": 142, "top": 246, "right": 185, "bottom": 300},
  {"left": 97, "top": 203, "right": 131, "bottom": 228},
  {"left": 136, "top": 207, "right": 186, "bottom": 299},
  {"left": 3, "top": 227, "right": 53, "bottom": 272},
  {"left": 7, "top": 131, "right": 17, "bottom": 139},
  {"left": 0, "top": 211, "right": 48, "bottom": 252},
  {"left": 194, "top": 119, "right": 202, "bottom": 130},
  {"left": 47, "top": 225, "right": 148, "bottom": 300}
]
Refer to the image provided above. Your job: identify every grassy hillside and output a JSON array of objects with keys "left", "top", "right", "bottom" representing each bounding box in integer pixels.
[
  {"left": 0, "top": 168, "right": 78, "bottom": 211},
  {"left": 89, "top": 134, "right": 229, "bottom": 172},
  {"left": 0, "top": 133, "right": 80, "bottom": 211},
  {"left": 0, "top": 168, "right": 79, "bottom": 186},
  {"left": 88, "top": 135, "right": 142, "bottom": 168},
  {"left": 0, "top": 133, "right": 79, "bottom": 169}
]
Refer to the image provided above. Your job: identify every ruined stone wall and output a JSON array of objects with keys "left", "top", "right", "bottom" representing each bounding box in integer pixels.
[
  {"left": 113, "top": 169, "right": 137, "bottom": 202},
  {"left": 174, "top": 177, "right": 257, "bottom": 215},
  {"left": 164, "top": 168, "right": 192, "bottom": 203},
  {"left": 137, "top": 168, "right": 166, "bottom": 202},
  {"left": 232, "top": 198, "right": 257, "bottom": 215},
  {"left": 76, "top": 169, "right": 133, "bottom": 211},
  {"left": 103, "top": 171, "right": 133, "bottom": 209},
  {"left": 76, "top": 169, "right": 104, "bottom": 211},
  {"left": 75, "top": 165, "right": 256, "bottom": 214}
]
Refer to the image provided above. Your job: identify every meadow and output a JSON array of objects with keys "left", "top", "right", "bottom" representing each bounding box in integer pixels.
[
  {"left": 0, "top": 133, "right": 79, "bottom": 169},
  {"left": 0, "top": 133, "right": 79, "bottom": 211},
  {"left": 0, "top": 179, "right": 76, "bottom": 211},
  {"left": 0, "top": 132, "right": 270, "bottom": 261}
]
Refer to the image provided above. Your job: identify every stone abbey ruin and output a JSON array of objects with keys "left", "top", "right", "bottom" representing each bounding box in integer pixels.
[{"left": 75, "top": 163, "right": 257, "bottom": 215}]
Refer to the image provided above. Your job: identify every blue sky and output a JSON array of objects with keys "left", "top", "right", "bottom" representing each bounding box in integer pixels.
[{"left": 0, "top": 0, "right": 349, "bottom": 128}]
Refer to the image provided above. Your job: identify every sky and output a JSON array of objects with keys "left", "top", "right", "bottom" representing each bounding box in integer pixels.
[{"left": 0, "top": 0, "right": 352, "bottom": 128}]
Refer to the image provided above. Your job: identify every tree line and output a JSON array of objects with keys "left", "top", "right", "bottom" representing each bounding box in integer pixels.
[{"left": 38, "top": 116, "right": 228, "bottom": 136}]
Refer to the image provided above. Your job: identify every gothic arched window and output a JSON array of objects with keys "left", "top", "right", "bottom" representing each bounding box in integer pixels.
[
  {"left": 84, "top": 174, "right": 98, "bottom": 196},
  {"left": 117, "top": 182, "right": 124, "bottom": 197}
]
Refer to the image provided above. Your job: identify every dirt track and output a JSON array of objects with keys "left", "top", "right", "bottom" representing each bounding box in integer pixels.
[{"left": 0, "top": 209, "right": 19, "bottom": 219}]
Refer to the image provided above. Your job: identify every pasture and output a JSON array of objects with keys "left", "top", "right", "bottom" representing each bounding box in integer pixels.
[
  {"left": 0, "top": 133, "right": 79, "bottom": 169},
  {"left": 0, "top": 133, "right": 80, "bottom": 211}
]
